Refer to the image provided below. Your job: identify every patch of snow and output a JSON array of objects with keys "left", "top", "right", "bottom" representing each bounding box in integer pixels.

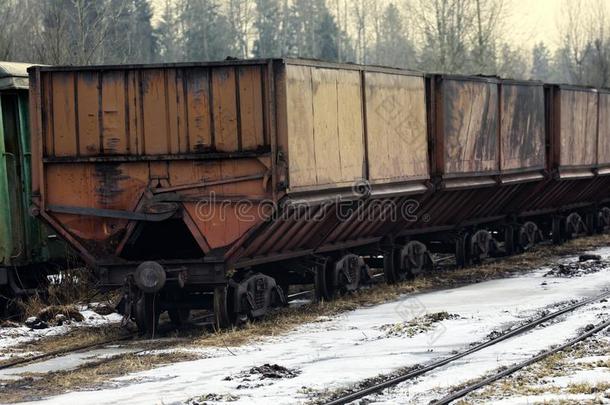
[
  {"left": 0, "top": 347, "right": 139, "bottom": 382},
  {"left": 0, "top": 311, "right": 123, "bottom": 352}
]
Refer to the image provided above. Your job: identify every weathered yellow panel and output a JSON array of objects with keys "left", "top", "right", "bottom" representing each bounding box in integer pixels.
[
  {"left": 365, "top": 72, "right": 428, "bottom": 182},
  {"left": 560, "top": 89, "right": 598, "bottom": 166},
  {"left": 285, "top": 65, "right": 365, "bottom": 190},
  {"left": 285, "top": 65, "right": 317, "bottom": 188},
  {"left": 336, "top": 70, "right": 366, "bottom": 181}
]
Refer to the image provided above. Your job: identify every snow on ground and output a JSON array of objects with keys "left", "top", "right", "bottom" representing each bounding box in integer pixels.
[
  {"left": 0, "top": 346, "right": 139, "bottom": 381},
  {"left": 365, "top": 302, "right": 608, "bottom": 404},
  {"left": 12, "top": 247, "right": 610, "bottom": 405},
  {"left": 0, "top": 308, "right": 123, "bottom": 358}
]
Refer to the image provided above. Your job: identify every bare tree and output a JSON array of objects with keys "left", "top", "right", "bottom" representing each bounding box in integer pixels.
[
  {"left": 413, "top": 0, "right": 474, "bottom": 73},
  {"left": 469, "top": 0, "right": 504, "bottom": 74},
  {"left": 558, "top": 0, "right": 591, "bottom": 84},
  {"left": 351, "top": 0, "right": 374, "bottom": 64},
  {"left": 227, "top": 0, "right": 255, "bottom": 58}
]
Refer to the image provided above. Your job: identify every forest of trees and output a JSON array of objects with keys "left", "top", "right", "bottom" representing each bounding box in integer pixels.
[{"left": 1, "top": 0, "right": 609, "bottom": 87}]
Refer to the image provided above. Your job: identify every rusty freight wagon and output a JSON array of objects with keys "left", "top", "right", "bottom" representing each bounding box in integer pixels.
[{"left": 28, "top": 59, "right": 610, "bottom": 333}]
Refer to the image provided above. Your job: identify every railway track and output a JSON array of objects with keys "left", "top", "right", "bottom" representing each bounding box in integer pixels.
[
  {"left": 434, "top": 318, "right": 610, "bottom": 404},
  {"left": 0, "top": 289, "right": 316, "bottom": 375},
  {"left": 0, "top": 313, "right": 216, "bottom": 373},
  {"left": 324, "top": 290, "right": 610, "bottom": 405}
]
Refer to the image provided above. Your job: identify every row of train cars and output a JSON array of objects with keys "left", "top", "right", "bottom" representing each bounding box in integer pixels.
[{"left": 2, "top": 58, "right": 610, "bottom": 333}]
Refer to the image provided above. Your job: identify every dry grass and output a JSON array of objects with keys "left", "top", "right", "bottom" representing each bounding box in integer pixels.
[
  {"left": 14, "top": 265, "right": 117, "bottom": 321},
  {"left": 0, "top": 325, "right": 129, "bottom": 368},
  {"left": 0, "top": 351, "right": 199, "bottom": 403},
  {"left": 462, "top": 338, "right": 610, "bottom": 403}
]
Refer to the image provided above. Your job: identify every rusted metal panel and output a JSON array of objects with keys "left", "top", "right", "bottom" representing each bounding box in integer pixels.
[
  {"left": 364, "top": 71, "right": 428, "bottom": 183},
  {"left": 32, "top": 61, "right": 275, "bottom": 260},
  {"left": 557, "top": 87, "right": 598, "bottom": 167},
  {"left": 433, "top": 76, "right": 499, "bottom": 175},
  {"left": 51, "top": 72, "right": 78, "bottom": 157},
  {"left": 238, "top": 66, "right": 265, "bottom": 149},
  {"left": 76, "top": 71, "right": 101, "bottom": 155},
  {"left": 597, "top": 91, "right": 610, "bottom": 166},
  {"left": 500, "top": 82, "right": 545, "bottom": 171}
]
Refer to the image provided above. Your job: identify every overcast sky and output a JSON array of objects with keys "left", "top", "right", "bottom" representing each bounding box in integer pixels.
[{"left": 506, "top": 0, "right": 561, "bottom": 50}]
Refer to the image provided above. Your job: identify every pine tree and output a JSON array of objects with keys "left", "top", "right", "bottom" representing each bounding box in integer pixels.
[
  {"left": 373, "top": 3, "right": 415, "bottom": 68},
  {"left": 284, "top": 0, "right": 342, "bottom": 61},
  {"left": 156, "top": 0, "right": 182, "bottom": 61},
  {"left": 315, "top": 10, "right": 339, "bottom": 61},
  {"left": 531, "top": 42, "right": 551, "bottom": 81},
  {"left": 104, "top": 0, "right": 156, "bottom": 63},
  {"left": 252, "top": 0, "right": 282, "bottom": 58},
  {"left": 181, "top": 0, "right": 235, "bottom": 61}
]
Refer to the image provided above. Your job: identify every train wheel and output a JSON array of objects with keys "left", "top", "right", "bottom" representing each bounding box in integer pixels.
[
  {"left": 334, "top": 254, "right": 366, "bottom": 294},
  {"left": 400, "top": 241, "right": 430, "bottom": 278},
  {"left": 455, "top": 232, "right": 471, "bottom": 268},
  {"left": 314, "top": 258, "right": 337, "bottom": 301},
  {"left": 552, "top": 216, "right": 564, "bottom": 244},
  {"left": 566, "top": 212, "right": 586, "bottom": 239},
  {"left": 213, "top": 286, "right": 234, "bottom": 329},
  {"left": 383, "top": 247, "right": 401, "bottom": 284},
  {"left": 134, "top": 293, "right": 160, "bottom": 336},
  {"left": 518, "top": 221, "right": 541, "bottom": 251},
  {"left": 598, "top": 207, "right": 610, "bottom": 232},
  {"left": 168, "top": 308, "right": 191, "bottom": 326},
  {"left": 470, "top": 230, "right": 492, "bottom": 264},
  {"left": 504, "top": 225, "right": 516, "bottom": 255},
  {"left": 0, "top": 289, "right": 8, "bottom": 320}
]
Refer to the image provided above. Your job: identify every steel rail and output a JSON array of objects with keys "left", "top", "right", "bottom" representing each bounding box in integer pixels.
[
  {"left": 324, "top": 290, "right": 610, "bottom": 405},
  {"left": 434, "top": 318, "right": 610, "bottom": 404},
  {"left": 0, "top": 333, "right": 135, "bottom": 371},
  {"left": 0, "top": 313, "right": 216, "bottom": 372}
]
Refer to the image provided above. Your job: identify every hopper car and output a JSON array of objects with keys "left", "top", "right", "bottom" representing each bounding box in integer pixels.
[
  {"left": 27, "top": 59, "right": 610, "bottom": 333},
  {"left": 0, "top": 62, "right": 66, "bottom": 317}
]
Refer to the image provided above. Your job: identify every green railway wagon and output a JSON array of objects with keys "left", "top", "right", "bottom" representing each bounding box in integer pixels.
[{"left": 0, "top": 62, "right": 65, "bottom": 317}]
